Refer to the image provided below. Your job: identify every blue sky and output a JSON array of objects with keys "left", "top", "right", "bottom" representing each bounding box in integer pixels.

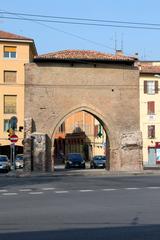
[{"left": 1, "top": 0, "right": 160, "bottom": 60}]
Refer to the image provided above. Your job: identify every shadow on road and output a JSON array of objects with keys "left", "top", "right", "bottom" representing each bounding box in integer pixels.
[{"left": 1, "top": 224, "right": 160, "bottom": 240}]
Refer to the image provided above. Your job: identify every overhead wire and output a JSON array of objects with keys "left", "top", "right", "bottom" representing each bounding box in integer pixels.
[
  {"left": 1, "top": 10, "right": 160, "bottom": 28},
  {"left": 1, "top": 15, "right": 160, "bottom": 30},
  {"left": 0, "top": 9, "right": 115, "bottom": 51},
  {"left": 1, "top": 10, "right": 160, "bottom": 57}
]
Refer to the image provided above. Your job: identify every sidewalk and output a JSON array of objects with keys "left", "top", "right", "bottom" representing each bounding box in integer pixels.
[{"left": 5, "top": 166, "right": 160, "bottom": 178}]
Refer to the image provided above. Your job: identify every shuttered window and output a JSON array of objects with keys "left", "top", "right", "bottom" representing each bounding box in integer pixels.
[
  {"left": 155, "top": 81, "right": 158, "bottom": 93},
  {"left": 147, "top": 101, "right": 155, "bottom": 115},
  {"left": 4, "top": 46, "right": 16, "bottom": 58},
  {"left": 148, "top": 125, "right": 155, "bottom": 139},
  {"left": 144, "top": 81, "right": 158, "bottom": 94},
  {"left": 144, "top": 81, "right": 147, "bottom": 93},
  {"left": 94, "top": 125, "right": 98, "bottom": 137},
  {"left": 4, "top": 71, "right": 17, "bottom": 83},
  {"left": 4, "top": 95, "right": 17, "bottom": 114}
]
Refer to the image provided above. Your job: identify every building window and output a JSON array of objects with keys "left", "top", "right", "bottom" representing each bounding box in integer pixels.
[
  {"left": 4, "top": 46, "right": 16, "bottom": 58},
  {"left": 4, "top": 95, "right": 17, "bottom": 114},
  {"left": 144, "top": 81, "right": 158, "bottom": 94},
  {"left": 147, "top": 101, "right": 155, "bottom": 115},
  {"left": 94, "top": 125, "right": 98, "bottom": 137},
  {"left": 4, "top": 71, "right": 17, "bottom": 83},
  {"left": 148, "top": 125, "right": 155, "bottom": 139},
  {"left": 4, "top": 119, "right": 10, "bottom": 132},
  {"left": 58, "top": 122, "right": 65, "bottom": 133}
]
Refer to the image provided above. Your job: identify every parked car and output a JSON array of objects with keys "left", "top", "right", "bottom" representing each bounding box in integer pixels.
[
  {"left": 0, "top": 155, "right": 11, "bottom": 172},
  {"left": 65, "top": 153, "right": 85, "bottom": 169},
  {"left": 15, "top": 154, "right": 24, "bottom": 169},
  {"left": 90, "top": 155, "right": 107, "bottom": 169}
]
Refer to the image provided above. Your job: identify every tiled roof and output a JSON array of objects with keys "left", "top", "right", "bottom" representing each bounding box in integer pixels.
[
  {"left": 0, "top": 30, "right": 33, "bottom": 41},
  {"left": 139, "top": 63, "right": 160, "bottom": 74},
  {"left": 34, "top": 50, "right": 136, "bottom": 62}
]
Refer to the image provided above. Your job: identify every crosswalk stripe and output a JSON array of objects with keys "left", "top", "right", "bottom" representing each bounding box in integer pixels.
[
  {"left": 101, "top": 188, "right": 116, "bottom": 191},
  {"left": 28, "top": 192, "right": 43, "bottom": 195},
  {"left": 55, "top": 191, "right": 69, "bottom": 193},
  {"left": 0, "top": 189, "right": 8, "bottom": 192},
  {"left": 19, "top": 189, "right": 32, "bottom": 192},
  {"left": 2, "top": 193, "right": 18, "bottom": 196},
  {"left": 42, "top": 187, "right": 55, "bottom": 191},
  {"left": 79, "top": 190, "right": 94, "bottom": 192}
]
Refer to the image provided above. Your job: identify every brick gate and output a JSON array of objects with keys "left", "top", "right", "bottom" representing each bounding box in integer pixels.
[{"left": 24, "top": 50, "right": 142, "bottom": 172}]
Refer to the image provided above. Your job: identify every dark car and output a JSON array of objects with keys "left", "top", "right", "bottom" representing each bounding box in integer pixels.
[
  {"left": 0, "top": 155, "right": 11, "bottom": 172},
  {"left": 90, "top": 155, "right": 107, "bottom": 169},
  {"left": 65, "top": 153, "right": 85, "bottom": 169}
]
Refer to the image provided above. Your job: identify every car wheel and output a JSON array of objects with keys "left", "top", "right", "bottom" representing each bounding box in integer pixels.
[
  {"left": 65, "top": 163, "right": 70, "bottom": 169},
  {"left": 90, "top": 162, "right": 94, "bottom": 169}
]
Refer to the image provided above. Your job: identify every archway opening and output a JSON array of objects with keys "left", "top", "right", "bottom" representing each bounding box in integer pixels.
[{"left": 53, "top": 110, "right": 110, "bottom": 170}]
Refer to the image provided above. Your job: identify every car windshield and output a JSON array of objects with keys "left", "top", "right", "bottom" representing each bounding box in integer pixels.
[
  {"left": 93, "top": 156, "right": 106, "bottom": 161},
  {"left": 67, "top": 154, "right": 83, "bottom": 161},
  {"left": 0, "top": 156, "right": 8, "bottom": 162},
  {"left": 16, "top": 155, "right": 23, "bottom": 160}
]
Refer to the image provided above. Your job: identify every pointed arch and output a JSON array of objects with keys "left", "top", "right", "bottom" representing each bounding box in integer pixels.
[{"left": 51, "top": 104, "right": 115, "bottom": 146}]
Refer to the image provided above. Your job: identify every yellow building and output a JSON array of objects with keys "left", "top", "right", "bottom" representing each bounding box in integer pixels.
[
  {"left": 140, "top": 61, "right": 160, "bottom": 167},
  {"left": 0, "top": 30, "right": 37, "bottom": 157},
  {"left": 54, "top": 111, "right": 106, "bottom": 163}
]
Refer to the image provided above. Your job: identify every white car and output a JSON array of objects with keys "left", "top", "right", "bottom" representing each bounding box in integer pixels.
[{"left": 15, "top": 154, "right": 24, "bottom": 169}]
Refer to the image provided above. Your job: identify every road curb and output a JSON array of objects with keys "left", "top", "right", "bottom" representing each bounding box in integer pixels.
[{"left": 4, "top": 168, "right": 160, "bottom": 178}]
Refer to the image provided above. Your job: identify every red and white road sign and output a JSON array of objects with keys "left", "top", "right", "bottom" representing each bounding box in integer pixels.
[{"left": 10, "top": 134, "right": 18, "bottom": 143}]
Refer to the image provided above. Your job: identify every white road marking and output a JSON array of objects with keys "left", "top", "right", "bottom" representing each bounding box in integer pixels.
[
  {"left": 19, "top": 189, "right": 32, "bottom": 192},
  {"left": 3, "top": 186, "right": 160, "bottom": 197},
  {"left": 2, "top": 193, "right": 18, "bottom": 196},
  {"left": 42, "top": 187, "right": 55, "bottom": 191},
  {"left": 28, "top": 192, "right": 43, "bottom": 195},
  {"left": 101, "top": 188, "right": 116, "bottom": 191},
  {"left": 79, "top": 190, "right": 94, "bottom": 192},
  {"left": 0, "top": 189, "right": 8, "bottom": 192},
  {"left": 147, "top": 186, "right": 160, "bottom": 189},
  {"left": 55, "top": 191, "right": 69, "bottom": 194}
]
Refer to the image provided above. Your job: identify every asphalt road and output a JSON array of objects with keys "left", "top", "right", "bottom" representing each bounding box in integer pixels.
[{"left": 1, "top": 171, "right": 160, "bottom": 240}]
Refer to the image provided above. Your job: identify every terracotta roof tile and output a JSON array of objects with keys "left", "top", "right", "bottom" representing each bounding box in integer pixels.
[
  {"left": 139, "top": 62, "right": 160, "bottom": 74},
  {"left": 34, "top": 50, "right": 136, "bottom": 62},
  {"left": 0, "top": 30, "right": 33, "bottom": 41}
]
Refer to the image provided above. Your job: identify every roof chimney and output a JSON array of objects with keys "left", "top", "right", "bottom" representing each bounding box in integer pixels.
[{"left": 115, "top": 50, "right": 123, "bottom": 56}]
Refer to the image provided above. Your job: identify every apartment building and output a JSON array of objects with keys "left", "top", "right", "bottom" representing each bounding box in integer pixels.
[
  {"left": 140, "top": 61, "right": 160, "bottom": 166},
  {"left": 54, "top": 111, "right": 106, "bottom": 163},
  {"left": 0, "top": 30, "right": 37, "bottom": 156}
]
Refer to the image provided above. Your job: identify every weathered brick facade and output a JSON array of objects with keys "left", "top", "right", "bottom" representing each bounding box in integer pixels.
[{"left": 24, "top": 50, "right": 142, "bottom": 172}]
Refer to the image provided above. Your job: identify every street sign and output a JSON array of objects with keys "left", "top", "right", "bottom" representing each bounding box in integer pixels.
[{"left": 10, "top": 134, "right": 18, "bottom": 143}]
